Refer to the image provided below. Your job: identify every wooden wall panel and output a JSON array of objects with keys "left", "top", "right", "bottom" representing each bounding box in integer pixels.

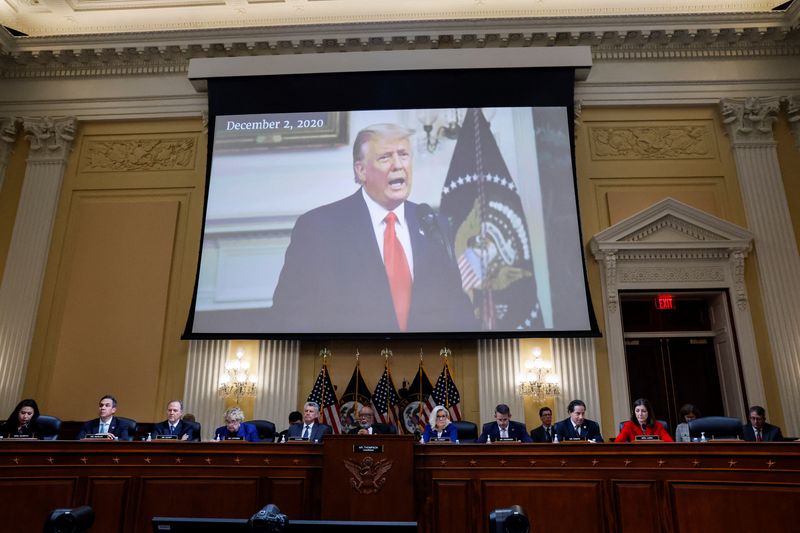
[
  {"left": 0, "top": 477, "right": 76, "bottom": 532},
  {"left": 263, "top": 477, "right": 308, "bottom": 520},
  {"left": 482, "top": 480, "right": 606, "bottom": 533},
  {"left": 613, "top": 481, "right": 662, "bottom": 533},
  {"left": 433, "top": 480, "right": 472, "bottom": 533},
  {"left": 669, "top": 482, "right": 800, "bottom": 533},
  {"left": 87, "top": 477, "right": 130, "bottom": 533}
]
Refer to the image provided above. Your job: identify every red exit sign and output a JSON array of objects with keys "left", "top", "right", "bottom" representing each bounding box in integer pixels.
[{"left": 655, "top": 294, "right": 674, "bottom": 310}]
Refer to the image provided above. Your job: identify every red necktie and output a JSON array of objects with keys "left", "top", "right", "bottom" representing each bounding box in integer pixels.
[
  {"left": 756, "top": 429, "right": 762, "bottom": 442},
  {"left": 383, "top": 212, "right": 412, "bottom": 331}
]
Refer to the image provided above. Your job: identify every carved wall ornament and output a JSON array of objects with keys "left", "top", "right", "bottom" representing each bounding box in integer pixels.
[
  {"left": 22, "top": 116, "right": 77, "bottom": 160},
  {"left": 588, "top": 125, "right": 713, "bottom": 160},
  {"left": 82, "top": 137, "right": 197, "bottom": 172},
  {"left": 0, "top": 117, "right": 19, "bottom": 192},
  {"left": 720, "top": 97, "right": 780, "bottom": 145},
  {"left": 602, "top": 251, "right": 618, "bottom": 313},
  {"left": 622, "top": 215, "right": 722, "bottom": 242},
  {"left": 784, "top": 95, "right": 800, "bottom": 151},
  {"left": 731, "top": 249, "right": 748, "bottom": 311},
  {"left": 618, "top": 266, "right": 725, "bottom": 283},
  {"left": 343, "top": 456, "right": 393, "bottom": 495}
]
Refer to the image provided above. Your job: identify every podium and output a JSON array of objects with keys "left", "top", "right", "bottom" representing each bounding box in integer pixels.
[{"left": 320, "top": 434, "right": 415, "bottom": 521}]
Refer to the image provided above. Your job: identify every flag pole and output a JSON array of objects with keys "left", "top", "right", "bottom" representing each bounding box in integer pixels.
[
  {"left": 319, "top": 348, "right": 330, "bottom": 424},
  {"left": 441, "top": 347, "right": 451, "bottom": 409},
  {"left": 418, "top": 348, "right": 425, "bottom": 423},
  {"left": 354, "top": 348, "right": 361, "bottom": 412}
]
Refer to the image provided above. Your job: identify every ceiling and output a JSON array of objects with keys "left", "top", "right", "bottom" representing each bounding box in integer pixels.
[{"left": 0, "top": 0, "right": 792, "bottom": 38}]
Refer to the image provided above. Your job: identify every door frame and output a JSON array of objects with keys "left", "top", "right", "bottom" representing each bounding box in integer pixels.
[{"left": 590, "top": 198, "right": 764, "bottom": 425}]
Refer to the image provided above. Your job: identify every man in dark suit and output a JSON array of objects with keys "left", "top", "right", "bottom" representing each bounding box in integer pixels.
[
  {"left": 742, "top": 405, "right": 784, "bottom": 442},
  {"left": 477, "top": 404, "right": 532, "bottom": 443},
  {"left": 269, "top": 123, "right": 477, "bottom": 334},
  {"left": 530, "top": 406, "right": 555, "bottom": 443},
  {"left": 348, "top": 404, "right": 395, "bottom": 435},
  {"left": 278, "top": 410, "right": 302, "bottom": 442},
  {"left": 152, "top": 400, "right": 198, "bottom": 441},
  {"left": 287, "top": 402, "right": 332, "bottom": 442},
  {"left": 76, "top": 394, "right": 130, "bottom": 440},
  {"left": 554, "top": 399, "right": 604, "bottom": 442}
]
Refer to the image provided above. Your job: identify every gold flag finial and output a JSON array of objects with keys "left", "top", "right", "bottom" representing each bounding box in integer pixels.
[
  {"left": 381, "top": 348, "right": 393, "bottom": 361},
  {"left": 440, "top": 347, "right": 451, "bottom": 359},
  {"left": 319, "top": 348, "right": 331, "bottom": 364}
]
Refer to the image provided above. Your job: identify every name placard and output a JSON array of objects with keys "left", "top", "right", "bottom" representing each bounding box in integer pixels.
[
  {"left": 497, "top": 437, "right": 516, "bottom": 442},
  {"left": 155, "top": 435, "right": 179, "bottom": 440},
  {"left": 83, "top": 434, "right": 112, "bottom": 440},
  {"left": 429, "top": 437, "right": 452, "bottom": 443},
  {"left": 353, "top": 444, "right": 384, "bottom": 453},
  {"left": 287, "top": 437, "right": 307, "bottom": 442},
  {"left": 224, "top": 436, "right": 244, "bottom": 441},
  {"left": 635, "top": 435, "right": 660, "bottom": 441}
]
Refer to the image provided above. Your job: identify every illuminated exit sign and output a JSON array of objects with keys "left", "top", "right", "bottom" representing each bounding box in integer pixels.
[{"left": 655, "top": 294, "right": 674, "bottom": 310}]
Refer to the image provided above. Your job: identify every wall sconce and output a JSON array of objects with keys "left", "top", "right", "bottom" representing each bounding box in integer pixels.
[
  {"left": 218, "top": 348, "right": 257, "bottom": 403},
  {"left": 417, "top": 109, "right": 462, "bottom": 153},
  {"left": 518, "top": 347, "right": 560, "bottom": 400}
]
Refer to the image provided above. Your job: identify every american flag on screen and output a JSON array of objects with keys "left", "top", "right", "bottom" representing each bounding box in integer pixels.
[
  {"left": 372, "top": 365, "right": 403, "bottom": 433},
  {"left": 425, "top": 362, "right": 462, "bottom": 422},
  {"left": 307, "top": 364, "right": 342, "bottom": 434}
]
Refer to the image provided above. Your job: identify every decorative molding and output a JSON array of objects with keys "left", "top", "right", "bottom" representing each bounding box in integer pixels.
[
  {"left": 784, "top": 95, "right": 800, "bottom": 150},
  {"left": 731, "top": 249, "right": 748, "bottom": 311},
  {"left": 618, "top": 266, "right": 725, "bottom": 283},
  {"left": 588, "top": 125, "right": 713, "bottom": 160},
  {"left": 0, "top": 116, "right": 19, "bottom": 193},
  {"left": 22, "top": 116, "right": 76, "bottom": 160},
  {"left": 623, "top": 214, "right": 723, "bottom": 242},
  {"left": 720, "top": 96, "right": 781, "bottom": 145},
  {"left": 601, "top": 252, "right": 618, "bottom": 313},
  {"left": 81, "top": 137, "right": 197, "bottom": 172}
]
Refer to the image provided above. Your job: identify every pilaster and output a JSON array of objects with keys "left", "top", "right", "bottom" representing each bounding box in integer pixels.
[
  {"left": 785, "top": 95, "right": 800, "bottom": 150},
  {"left": 0, "top": 116, "right": 76, "bottom": 415},
  {"left": 0, "top": 117, "right": 18, "bottom": 193},
  {"left": 721, "top": 97, "right": 800, "bottom": 435}
]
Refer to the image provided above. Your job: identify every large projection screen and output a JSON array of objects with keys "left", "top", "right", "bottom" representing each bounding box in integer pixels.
[{"left": 184, "top": 56, "right": 599, "bottom": 339}]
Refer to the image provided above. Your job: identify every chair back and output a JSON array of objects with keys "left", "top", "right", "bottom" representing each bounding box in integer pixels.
[
  {"left": 688, "top": 416, "right": 743, "bottom": 440},
  {"left": 450, "top": 420, "right": 478, "bottom": 442},
  {"left": 246, "top": 420, "right": 276, "bottom": 442},
  {"left": 184, "top": 420, "right": 202, "bottom": 441},
  {"left": 35, "top": 415, "right": 62, "bottom": 440},
  {"left": 116, "top": 417, "right": 138, "bottom": 441}
]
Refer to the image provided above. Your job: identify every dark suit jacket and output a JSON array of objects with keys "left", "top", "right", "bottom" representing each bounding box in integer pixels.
[
  {"left": 422, "top": 423, "right": 459, "bottom": 443},
  {"left": 478, "top": 420, "right": 532, "bottom": 443},
  {"left": 152, "top": 420, "right": 198, "bottom": 441},
  {"left": 76, "top": 417, "right": 130, "bottom": 441},
  {"left": 214, "top": 422, "right": 260, "bottom": 442},
  {"left": 554, "top": 417, "right": 604, "bottom": 442},
  {"left": 287, "top": 422, "right": 332, "bottom": 442},
  {"left": 270, "top": 190, "right": 478, "bottom": 333},
  {"left": 348, "top": 423, "right": 395, "bottom": 435},
  {"left": 530, "top": 424, "right": 555, "bottom": 443},
  {"left": 742, "top": 423, "right": 783, "bottom": 442}
]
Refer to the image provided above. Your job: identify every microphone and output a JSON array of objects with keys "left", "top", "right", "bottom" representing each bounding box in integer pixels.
[
  {"left": 641, "top": 423, "right": 648, "bottom": 434},
  {"left": 417, "top": 203, "right": 456, "bottom": 265}
]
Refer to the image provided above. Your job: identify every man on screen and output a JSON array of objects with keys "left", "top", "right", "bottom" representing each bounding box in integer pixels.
[{"left": 269, "top": 123, "right": 476, "bottom": 333}]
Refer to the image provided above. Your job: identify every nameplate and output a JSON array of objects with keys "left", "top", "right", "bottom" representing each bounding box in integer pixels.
[
  {"left": 10, "top": 434, "right": 36, "bottom": 439},
  {"left": 636, "top": 435, "right": 660, "bottom": 441},
  {"left": 287, "top": 437, "right": 307, "bottom": 442},
  {"left": 497, "top": 437, "right": 516, "bottom": 442},
  {"left": 224, "top": 436, "right": 244, "bottom": 441},
  {"left": 353, "top": 444, "right": 384, "bottom": 453},
  {"left": 83, "top": 434, "right": 113, "bottom": 440},
  {"left": 564, "top": 437, "right": 584, "bottom": 442},
  {"left": 429, "top": 437, "right": 451, "bottom": 443},
  {"left": 155, "top": 435, "right": 179, "bottom": 440}
]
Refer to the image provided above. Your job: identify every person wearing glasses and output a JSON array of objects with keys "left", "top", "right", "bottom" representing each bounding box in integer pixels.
[
  {"left": 421, "top": 405, "right": 458, "bottom": 443},
  {"left": 213, "top": 407, "right": 259, "bottom": 442},
  {"left": 742, "top": 405, "right": 783, "bottom": 442},
  {"left": 348, "top": 404, "right": 395, "bottom": 435}
]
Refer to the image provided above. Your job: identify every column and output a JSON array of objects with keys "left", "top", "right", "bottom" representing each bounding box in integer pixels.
[
  {"left": 552, "top": 338, "right": 603, "bottom": 431},
  {"left": 0, "top": 117, "right": 76, "bottom": 414},
  {"left": 183, "top": 339, "right": 229, "bottom": 442},
  {"left": 721, "top": 97, "right": 800, "bottom": 436},
  {"left": 477, "top": 338, "right": 523, "bottom": 423},
  {"left": 0, "top": 117, "right": 18, "bottom": 193},
  {"left": 254, "top": 339, "right": 300, "bottom": 431},
  {"left": 786, "top": 95, "right": 800, "bottom": 150}
]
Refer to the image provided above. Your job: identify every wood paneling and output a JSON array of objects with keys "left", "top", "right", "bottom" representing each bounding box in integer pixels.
[
  {"left": 87, "top": 477, "right": 130, "bottom": 533},
  {"left": 0, "top": 477, "right": 76, "bottom": 531},
  {"left": 613, "top": 481, "right": 662, "bottom": 533}
]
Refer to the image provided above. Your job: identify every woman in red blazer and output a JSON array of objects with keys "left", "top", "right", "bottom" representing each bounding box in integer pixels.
[{"left": 616, "top": 398, "right": 673, "bottom": 442}]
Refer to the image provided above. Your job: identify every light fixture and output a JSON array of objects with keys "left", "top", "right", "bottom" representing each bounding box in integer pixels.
[
  {"left": 417, "top": 108, "right": 462, "bottom": 153},
  {"left": 218, "top": 348, "right": 257, "bottom": 403},
  {"left": 518, "top": 347, "right": 560, "bottom": 400}
]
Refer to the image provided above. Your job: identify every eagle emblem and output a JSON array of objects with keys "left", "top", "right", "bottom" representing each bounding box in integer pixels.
[{"left": 343, "top": 456, "right": 393, "bottom": 495}]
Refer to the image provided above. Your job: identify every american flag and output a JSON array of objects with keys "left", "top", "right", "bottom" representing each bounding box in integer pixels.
[
  {"left": 307, "top": 364, "right": 342, "bottom": 434},
  {"left": 425, "top": 362, "right": 463, "bottom": 421},
  {"left": 372, "top": 365, "right": 403, "bottom": 433}
]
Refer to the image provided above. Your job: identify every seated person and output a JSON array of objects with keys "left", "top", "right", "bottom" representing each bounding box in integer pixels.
[
  {"left": 674, "top": 403, "right": 701, "bottom": 442},
  {"left": 615, "top": 398, "right": 673, "bottom": 442},
  {"left": 743, "top": 405, "right": 784, "bottom": 442},
  {"left": 554, "top": 399, "right": 604, "bottom": 442},
  {"left": 152, "top": 400, "right": 197, "bottom": 441},
  {"left": 213, "top": 407, "right": 259, "bottom": 442},
  {"left": 421, "top": 405, "right": 458, "bottom": 443},
  {"left": 286, "top": 402, "right": 332, "bottom": 442},
  {"left": 478, "top": 403, "right": 532, "bottom": 443},
  {"left": 278, "top": 410, "right": 302, "bottom": 441},
  {"left": 530, "top": 406, "right": 555, "bottom": 443},
  {"left": 76, "top": 395, "right": 130, "bottom": 440},
  {"left": 2, "top": 399, "right": 40, "bottom": 438},
  {"left": 348, "top": 404, "right": 395, "bottom": 435}
]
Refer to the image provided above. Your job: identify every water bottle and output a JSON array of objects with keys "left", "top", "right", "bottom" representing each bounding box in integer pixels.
[
  {"left": 553, "top": 434, "right": 559, "bottom": 444},
  {"left": 146, "top": 432, "right": 151, "bottom": 442},
  {"left": 700, "top": 431, "right": 707, "bottom": 443}
]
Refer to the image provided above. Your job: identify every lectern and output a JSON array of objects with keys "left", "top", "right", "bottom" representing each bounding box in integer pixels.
[{"left": 320, "top": 435, "right": 415, "bottom": 521}]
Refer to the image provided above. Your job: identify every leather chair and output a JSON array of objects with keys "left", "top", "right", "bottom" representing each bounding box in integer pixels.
[
  {"left": 184, "top": 420, "right": 202, "bottom": 441},
  {"left": 246, "top": 420, "right": 276, "bottom": 442},
  {"left": 115, "top": 417, "right": 138, "bottom": 441},
  {"left": 688, "top": 416, "right": 743, "bottom": 440},
  {"left": 35, "top": 415, "right": 62, "bottom": 440},
  {"left": 450, "top": 420, "right": 478, "bottom": 443}
]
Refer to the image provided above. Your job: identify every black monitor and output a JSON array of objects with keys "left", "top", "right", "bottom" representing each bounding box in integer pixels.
[{"left": 152, "top": 517, "right": 417, "bottom": 532}]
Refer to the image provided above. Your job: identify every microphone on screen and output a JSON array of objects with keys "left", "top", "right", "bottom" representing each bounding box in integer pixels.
[{"left": 417, "top": 203, "right": 456, "bottom": 265}]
